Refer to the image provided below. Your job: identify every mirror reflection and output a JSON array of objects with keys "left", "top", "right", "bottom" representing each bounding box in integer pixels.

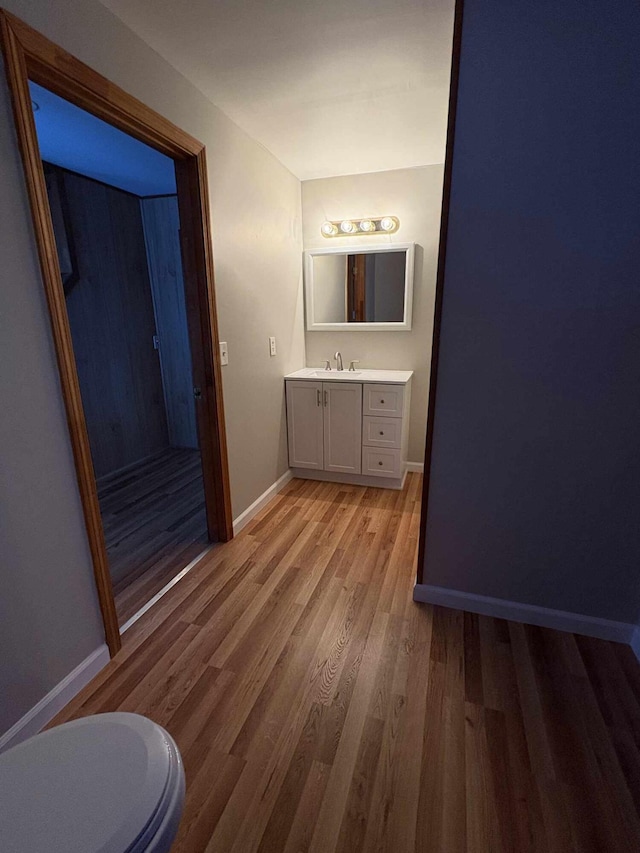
[{"left": 312, "top": 250, "right": 408, "bottom": 324}]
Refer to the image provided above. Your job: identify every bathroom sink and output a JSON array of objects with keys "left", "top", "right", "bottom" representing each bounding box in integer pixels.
[
  {"left": 308, "top": 370, "right": 362, "bottom": 378},
  {"left": 285, "top": 367, "right": 413, "bottom": 384}
]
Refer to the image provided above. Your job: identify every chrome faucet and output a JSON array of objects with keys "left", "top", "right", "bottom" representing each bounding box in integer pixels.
[{"left": 334, "top": 351, "right": 344, "bottom": 371}]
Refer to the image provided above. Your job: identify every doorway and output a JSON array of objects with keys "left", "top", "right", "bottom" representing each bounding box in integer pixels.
[
  {"left": 35, "top": 81, "right": 212, "bottom": 625},
  {"left": 0, "top": 10, "right": 233, "bottom": 655}
]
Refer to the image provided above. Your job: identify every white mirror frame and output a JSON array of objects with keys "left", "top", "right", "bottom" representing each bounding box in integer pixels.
[{"left": 304, "top": 242, "right": 415, "bottom": 332}]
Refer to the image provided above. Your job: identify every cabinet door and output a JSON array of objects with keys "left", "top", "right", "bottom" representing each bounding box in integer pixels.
[
  {"left": 286, "top": 381, "right": 324, "bottom": 469},
  {"left": 323, "top": 382, "right": 363, "bottom": 474}
]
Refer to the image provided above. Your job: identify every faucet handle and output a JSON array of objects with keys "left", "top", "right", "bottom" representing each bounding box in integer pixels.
[
  {"left": 349, "top": 360, "right": 360, "bottom": 372},
  {"left": 324, "top": 360, "right": 331, "bottom": 370}
]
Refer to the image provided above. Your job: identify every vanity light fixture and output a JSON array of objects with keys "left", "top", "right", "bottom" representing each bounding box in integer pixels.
[
  {"left": 321, "top": 221, "right": 338, "bottom": 236},
  {"left": 320, "top": 216, "right": 399, "bottom": 238}
]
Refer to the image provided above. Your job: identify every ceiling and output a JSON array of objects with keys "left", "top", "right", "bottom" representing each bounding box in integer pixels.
[
  {"left": 99, "top": 0, "right": 456, "bottom": 181},
  {"left": 30, "top": 82, "right": 176, "bottom": 196}
]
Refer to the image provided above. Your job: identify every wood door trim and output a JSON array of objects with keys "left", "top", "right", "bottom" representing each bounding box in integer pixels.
[
  {"left": 0, "top": 9, "right": 234, "bottom": 656},
  {"left": 175, "top": 152, "right": 233, "bottom": 540},
  {"left": 3, "top": 11, "right": 201, "bottom": 158},
  {"left": 416, "top": 0, "right": 465, "bottom": 585},
  {"left": 347, "top": 254, "right": 367, "bottom": 322}
]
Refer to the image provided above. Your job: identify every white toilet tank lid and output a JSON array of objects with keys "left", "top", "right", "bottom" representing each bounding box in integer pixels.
[{"left": 0, "top": 712, "right": 177, "bottom": 853}]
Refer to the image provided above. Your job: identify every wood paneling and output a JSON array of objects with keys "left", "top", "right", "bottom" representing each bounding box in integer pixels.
[
  {"left": 97, "top": 448, "right": 208, "bottom": 625},
  {"left": 50, "top": 473, "right": 640, "bottom": 852},
  {"left": 43, "top": 162, "right": 78, "bottom": 294},
  {"left": 54, "top": 165, "right": 169, "bottom": 478},
  {"left": 141, "top": 195, "right": 198, "bottom": 449}
]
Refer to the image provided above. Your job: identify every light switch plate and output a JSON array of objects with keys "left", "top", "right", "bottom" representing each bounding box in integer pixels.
[
  {"left": 220, "top": 341, "right": 229, "bottom": 365},
  {"left": 269, "top": 336, "right": 277, "bottom": 356}
]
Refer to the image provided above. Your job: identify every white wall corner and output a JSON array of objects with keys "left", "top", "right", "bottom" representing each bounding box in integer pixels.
[
  {"left": 0, "top": 644, "right": 110, "bottom": 754},
  {"left": 233, "top": 469, "right": 293, "bottom": 535},
  {"left": 413, "top": 584, "right": 637, "bottom": 645}
]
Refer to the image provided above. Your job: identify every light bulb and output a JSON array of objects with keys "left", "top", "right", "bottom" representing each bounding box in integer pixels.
[
  {"left": 380, "top": 217, "right": 397, "bottom": 232},
  {"left": 321, "top": 221, "right": 337, "bottom": 236},
  {"left": 340, "top": 220, "right": 355, "bottom": 233},
  {"left": 359, "top": 219, "right": 375, "bottom": 232}
]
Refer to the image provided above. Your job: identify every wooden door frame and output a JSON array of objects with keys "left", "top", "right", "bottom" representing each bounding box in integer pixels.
[
  {"left": 0, "top": 9, "right": 234, "bottom": 657},
  {"left": 347, "top": 254, "right": 367, "bottom": 322}
]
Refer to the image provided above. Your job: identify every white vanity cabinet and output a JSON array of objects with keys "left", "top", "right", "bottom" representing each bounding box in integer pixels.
[
  {"left": 286, "top": 380, "right": 362, "bottom": 474},
  {"left": 285, "top": 381, "right": 324, "bottom": 470},
  {"left": 323, "top": 382, "right": 363, "bottom": 474},
  {"left": 285, "top": 369, "right": 412, "bottom": 489}
]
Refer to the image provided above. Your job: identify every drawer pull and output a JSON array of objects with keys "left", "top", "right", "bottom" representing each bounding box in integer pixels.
[
  {"left": 380, "top": 399, "right": 385, "bottom": 404},
  {"left": 378, "top": 461, "right": 383, "bottom": 466},
  {"left": 379, "top": 431, "right": 384, "bottom": 435}
]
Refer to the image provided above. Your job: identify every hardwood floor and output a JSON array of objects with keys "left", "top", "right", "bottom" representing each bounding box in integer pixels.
[
  {"left": 53, "top": 474, "right": 640, "bottom": 851},
  {"left": 97, "top": 448, "right": 209, "bottom": 625}
]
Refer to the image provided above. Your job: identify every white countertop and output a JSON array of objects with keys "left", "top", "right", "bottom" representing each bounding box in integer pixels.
[{"left": 285, "top": 367, "right": 413, "bottom": 385}]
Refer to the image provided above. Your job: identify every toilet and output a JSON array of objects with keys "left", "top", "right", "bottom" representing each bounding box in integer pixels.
[{"left": 0, "top": 712, "right": 185, "bottom": 853}]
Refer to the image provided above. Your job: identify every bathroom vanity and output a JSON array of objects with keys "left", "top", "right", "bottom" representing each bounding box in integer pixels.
[{"left": 285, "top": 368, "right": 412, "bottom": 489}]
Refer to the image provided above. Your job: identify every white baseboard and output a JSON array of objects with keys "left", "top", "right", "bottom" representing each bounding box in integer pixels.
[
  {"left": 290, "top": 467, "right": 406, "bottom": 491},
  {"left": 0, "top": 644, "right": 110, "bottom": 753},
  {"left": 405, "top": 461, "right": 424, "bottom": 473},
  {"left": 233, "top": 469, "right": 294, "bottom": 535},
  {"left": 413, "top": 584, "right": 636, "bottom": 644},
  {"left": 631, "top": 627, "right": 640, "bottom": 662}
]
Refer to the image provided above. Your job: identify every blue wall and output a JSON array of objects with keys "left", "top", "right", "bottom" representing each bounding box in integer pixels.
[
  {"left": 30, "top": 82, "right": 175, "bottom": 196},
  {"left": 422, "top": 0, "right": 640, "bottom": 622}
]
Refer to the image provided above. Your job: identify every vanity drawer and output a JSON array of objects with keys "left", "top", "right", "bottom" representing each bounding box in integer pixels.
[
  {"left": 363, "top": 384, "right": 404, "bottom": 418},
  {"left": 362, "top": 416, "right": 402, "bottom": 449},
  {"left": 362, "top": 447, "right": 402, "bottom": 479}
]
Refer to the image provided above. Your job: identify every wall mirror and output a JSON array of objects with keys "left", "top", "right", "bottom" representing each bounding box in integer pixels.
[{"left": 304, "top": 243, "right": 415, "bottom": 331}]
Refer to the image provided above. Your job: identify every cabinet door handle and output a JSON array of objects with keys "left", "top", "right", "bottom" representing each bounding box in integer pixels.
[
  {"left": 324, "top": 390, "right": 328, "bottom": 407},
  {"left": 379, "top": 431, "right": 384, "bottom": 436},
  {"left": 317, "top": 389, "right": 321, "bottom": 407}
]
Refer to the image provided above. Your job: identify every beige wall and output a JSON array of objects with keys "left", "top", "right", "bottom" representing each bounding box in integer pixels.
[
  {"left": 302, "top": 166, "right": 444, "bottom": 462},
  {"left": 0, "top": 0, "right": 303, "bottom": 735}
]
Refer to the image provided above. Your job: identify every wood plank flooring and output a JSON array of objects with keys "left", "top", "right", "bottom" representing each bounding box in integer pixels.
[
  {"left": 52, "top": 474, "right": 640, "bottom": 851},
  {"left": 97, "top": 448, "right": 208, "bottom": 625}
]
